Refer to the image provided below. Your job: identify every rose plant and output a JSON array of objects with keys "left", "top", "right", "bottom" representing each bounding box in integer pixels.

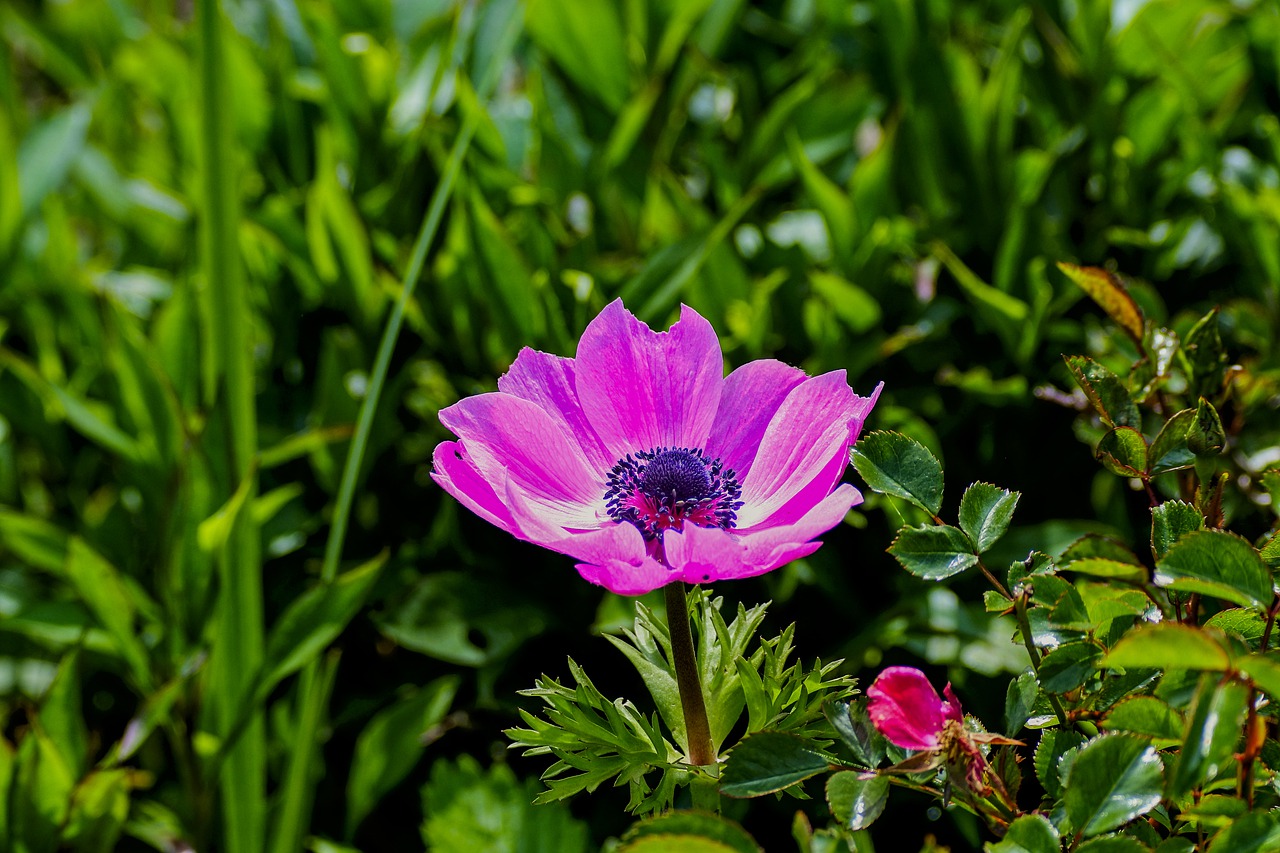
[{"left": 435, "top": 269, "right": 1280, "bottom": 852}]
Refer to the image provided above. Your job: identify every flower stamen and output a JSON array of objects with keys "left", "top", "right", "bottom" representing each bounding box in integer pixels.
[{"left": 604, "top": 447, "right": 742, "bottom": 541}]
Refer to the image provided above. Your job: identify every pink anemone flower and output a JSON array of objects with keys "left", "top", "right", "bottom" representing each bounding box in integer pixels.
[
  {"left": 432, "top": 299, "right": 882, "bottom": 596},
  {"left": 867, "top": 666, "right": 1019, "bottom": 794}
]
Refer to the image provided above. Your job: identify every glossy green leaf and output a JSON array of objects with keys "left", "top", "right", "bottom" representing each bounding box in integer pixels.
[
  {"left": 720, "top": 732, "right": 831, "bottom": 798},
  {"left": 986, "top": 813, "right": 1059, "bottom": 853},
  {"left": 1167, "top": 675, "right": 1248, "bottom": 800},
  {"left": 1187, "top": 397, "right": 1225, "bottom": 457},
  {"left": 1236, "top": 654, "right": 1280, "bottom": 699},
  {"left": 1183, "top": 308, "right": 1226, "bottom": 399},
  {"left": 1074, "top": 837, "right": 1150, "bottom": 853},
  {"left": 1203, "top": 609, "right": 1267, "bottom": 649},
  {"left": 1033, "top": 729, "right": 1084, "bottom": 799},
  {"left": 1096, "top": 427, "right": 1148, "bottom": 478},
  {"left": 1060, "top": 558, "right": 1147, "bottom": 583},
  {"left": 1102, "top": 624, "right": 1231, "bottom": 672},
  {"left": 1064, "top": 734, "right": 1164, "bottom": 838},
  {"left": 346, "top": 676, "right": 460, "bottom": 836},
  {"left": 887, "top": 524, "right": 978, "bottom": 580},
  {"left": 1207, "top": 812, "right": 1280, "bottom": 852},
  {"left": 825, "top": 772, "right": 888, "bottom": 832},
  {"left": 620, "top": 811, "right": 759, "bottom": 853},
  {"left": 1102, "top": 696, "right": 1183, "bottom": 741},
  {"left": 959, "top": 482, "right": 1020, "bottom": 552},
  {"left": 1153, "top": 530, "right": 1272, "bottom": 609},
  {"left": 1004, "top": 669, "right": 1038, "bottom": 734},
  {"left": 1148, "top": 409, "right": 1196, "bottom": 474},
  {"left": 1151, "top": 501, "right": 1204, "bottom": 559},
  {"left": 851, "top": 431, "right": 944, "bottom": 515},
  {"left": 1039, "top": 641, "right": 1102, "bottom": 693},
  {"left": 1065, "top": 355, "right": 1141, "bottom": 429}
]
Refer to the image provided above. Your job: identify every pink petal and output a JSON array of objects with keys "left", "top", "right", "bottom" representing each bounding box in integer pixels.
[
  {"left": 501, "top": 478, "right": 668, "bottom": 578},
  {"left": 942, "top": 683, "right": 964, "bottom": 723},
  {"left": 866, "top": 666, "right": 946, "bottom": 751},
  {"left": 575, "top": 556, "right": 678, "bottom": 596},
  {"left": 705, "top": 359, "right": 807, "bottom": 480},
  {"left": 497, "top": 348, "right": 611, "bottom": 471},
  {"left": 439, "top": 392, "right": 602, "bottom": 523},
  {"left": 663, "top": 483, "right": 860, "bottom": 583},
  {"left": 430, "top": 441, "right": 517, "bottom": 534},
  {"left": 574, "top": 300, "right": 724, "bottom": 460},
  {"left": 736, "top": 373, "right": 875, "bottom": 528}
]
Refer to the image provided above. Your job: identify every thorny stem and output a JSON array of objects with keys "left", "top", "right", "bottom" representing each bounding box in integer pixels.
[
  {"left": 1238, "top": 595, "right": 1280, "bottom": 805},
  {"left": 664, "top": 582, "right": 716, "bottom": 768},
  {"left": 1013, "top": 590, "right": 1072, "bottom": 730}
]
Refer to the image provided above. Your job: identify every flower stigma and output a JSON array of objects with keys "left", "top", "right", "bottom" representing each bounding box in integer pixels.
[{"left": 604, "top": 447, "right": 743, "bottom": 542}]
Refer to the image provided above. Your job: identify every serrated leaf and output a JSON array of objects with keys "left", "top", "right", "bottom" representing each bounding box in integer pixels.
[
  {"left": 1097, "top": 427, "right": 1149, "bottom": 478},
  {"left": 1005, "top": 670, "right": 1038, "bottom": 734},
  {"left": 959, "top": 482, "right": 1020, "bottom": 552},
  {"left": 1102, "top": 696, "right": 1183, "bottom": 741},
  {"left": 824, "top": 700, "right": 885, "bottom": 769},
  {"left": 1039, "top": 642, "right": 1103, "bottom": 693},
  {"left": 1187, "top": 397, "right": 1225, "bottom": 457},
  {"left": 1074, "top": 837, "right": 1150, "bottom": 853},
  {"left": 825, "top": 772, "right": 888, "bottom": 831},
  {"left": 1151, "top": 502, "right": 1204, "bottom": 560},
  {"left": 1262, "top": 534, "right": 1280, "bottom": 570},
  {"left": 1149, "top": 409, "right": 1196, "bottom": 474},
  {"left": 620, "top": 811, "right": 760, "bottom": 853},
  {"left": 1064, "top": 734, "right": 1164, "bottom": 838},
  {"left": 1058, "top": 263, "right": 1144, "bottom": 344},
  {"left": 1207, "top": 811, "right": 1280, "bottom": 852},
  {"left": 720, "top": 732, "right": 831, "bottom": 798},
  {"left": 1183, "top": 308, "right": 1226, "bottom": 400},
  {"left": 1167, "top": 675, "right": 1248, "bottom": 800},
  {"left": 1103, "top": 624, "right": 1231, "bottom": 672},
  {"left": 1203, "top": 609, "right": 1266, "bottom": 649},
  {"left": 887, "top": 524, "right": 977, "bottom": 580},
  {"left": 1060, "top": 558, "right": 1147, "bottom": 583},
  {"left": 851, "top": 431, "right": 943, "bottom": 515},
  {"left": 1236, "top": 654, "right": 1280, "bottom": 699},
  {"left": 986, "top": 813, "right": 1060, "bottom": 853},
  {"left": 1065, "top": 355, "right": 1141, "bottom": 429},
  {"left": 1034, "top": 729, "right": 1084, "bottom": 799},
  {"left": 1154, "top": 530, "right": 1272, "bottom": 610}
]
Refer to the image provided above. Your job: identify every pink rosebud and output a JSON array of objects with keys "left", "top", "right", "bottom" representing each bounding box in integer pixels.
[
  {"left": 433, "top": 300, "right": 882, "bottom": 595},
  {"left": 867, "top": 666, "right": 1018, "bottom": 795}
]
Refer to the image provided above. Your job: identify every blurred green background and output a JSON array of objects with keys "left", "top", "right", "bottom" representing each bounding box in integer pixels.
[{"left": 1, "top": 0, "right": 1278, "bottom": 849}]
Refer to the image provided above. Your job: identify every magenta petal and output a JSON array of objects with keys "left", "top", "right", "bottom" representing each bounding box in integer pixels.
[
  {"left": 664, "top": 483, "right": 859, "bottom": 583},
  {"left": 705, "top": 359, "right": 807, "bottom": 479},
  {"left": 575, "top": 557, "right": 677, "bottom": 595},
  {"left": 942, "top": 683, "right": 964, "bottom": 723},
  {"left": 575, "top": 300, "right": 724, "bottom": 459},
  {"left": 439, "top": 392, "right": 601, "bottom": 517},
  {"left": 736, "top": 371, "right": 864, "bottom": 528},
  {"left": 867, "top": 666, "right": 946, "bottom": 751},
  {"left": 431, "top": 441, "right": 517, "bottom": 534},
  {"left": 497, "top": 348, "right": 611, "bottom": 471}
]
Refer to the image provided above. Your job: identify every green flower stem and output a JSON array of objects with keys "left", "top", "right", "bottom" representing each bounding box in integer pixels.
[{"left": 664, "top": 582, "right": 715, "bottom": 767}]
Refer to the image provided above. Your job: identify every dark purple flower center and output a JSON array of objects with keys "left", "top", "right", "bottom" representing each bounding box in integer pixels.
[{"left": 604, "top": 447, "right": 742, "bottom": 541}]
